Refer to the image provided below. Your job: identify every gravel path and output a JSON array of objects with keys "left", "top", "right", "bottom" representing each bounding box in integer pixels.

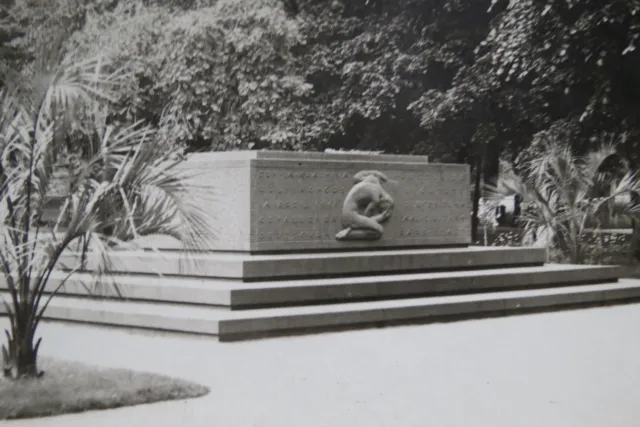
[{"left": 3, "top": 304, "right": 640, "bottom": 427}]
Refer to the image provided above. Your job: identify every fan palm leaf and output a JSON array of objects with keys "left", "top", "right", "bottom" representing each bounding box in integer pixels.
[
  {"left": 0, "top": 45, "right": 215, "bottom": 379},
  {"left": 486, "top": 140, "right": 640, "bottom": 263}
]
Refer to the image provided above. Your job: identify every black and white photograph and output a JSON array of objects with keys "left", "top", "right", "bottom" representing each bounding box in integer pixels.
[{"left": 0, "top": 0, "right": 639, "bottom": 425}]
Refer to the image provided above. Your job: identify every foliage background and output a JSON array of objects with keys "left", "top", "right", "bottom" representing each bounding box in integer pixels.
[{"left": 3, "top": 0, "right": 640, "bottom": 187}]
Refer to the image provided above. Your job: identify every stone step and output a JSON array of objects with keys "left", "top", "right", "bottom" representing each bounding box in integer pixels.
[
  {"left": 3, "top": 280, "right": 639, "bottom": 341},
  {"left": 58, "top": 246, "right": 546, "bottom": 280},
  {"left": 6, "top": 264, "right": 623, "bottom": 308}
]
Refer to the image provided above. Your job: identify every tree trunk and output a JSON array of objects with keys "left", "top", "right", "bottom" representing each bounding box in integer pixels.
[
  {"left": 471, "top": 154, "right": 483, "bottom": 243},
  {"left": 482, "top": 139, "right": 501, "bottom": 187},
  {"left": 631, "top": 218, "right": 640, "bottom": 261},
  {"left": 3, "top": 324, "right": 41, "bottom": 379},
  {"left": 16, "top": 339, "right": 38, "bottom": 378}
]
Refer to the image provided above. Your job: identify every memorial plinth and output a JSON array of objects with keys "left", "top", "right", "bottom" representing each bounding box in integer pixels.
[
  {"left": 19, "top": 151, "right": 630, "bottom": 341},
  {"left": 179, "top": 151, "right": 470, "bottom": 252}
]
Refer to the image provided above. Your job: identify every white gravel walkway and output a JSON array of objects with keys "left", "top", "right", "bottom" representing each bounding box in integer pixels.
[{"left": 3, "top": 303, "right": 640, "bottom": 427}]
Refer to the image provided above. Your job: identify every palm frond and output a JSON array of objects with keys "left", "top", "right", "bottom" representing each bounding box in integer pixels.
[
  {"left": 583, "top": 143, "right": 626, "bottom": 182},
  {"left": 490, "top": 137, "right": 640, "bottom": 263},
  {"left": 0, "top": 40, "right": 219, "bottom": 378}
]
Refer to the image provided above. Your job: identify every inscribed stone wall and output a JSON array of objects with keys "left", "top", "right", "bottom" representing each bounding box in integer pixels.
[{"left": 249, "top": 159, "right": 470, "bottom": 251}]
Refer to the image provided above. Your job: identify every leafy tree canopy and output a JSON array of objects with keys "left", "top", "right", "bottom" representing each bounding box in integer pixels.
[
  {"left": 423, "top": 0, "right": 640, "bottom": 167},
  {"left": 67, "top": 0, "right": 310, "bottom": 151},
  {"left": 7, "top": 0, "right": 640, "bottom": 170}
]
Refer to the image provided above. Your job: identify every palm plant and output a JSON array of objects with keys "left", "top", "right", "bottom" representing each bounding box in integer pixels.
[
  {"left": 0, "top": 41, "right": 215, "bottom": 379},
  {"left": 482, "top": 141, "right": 640, "bottom": 264}
]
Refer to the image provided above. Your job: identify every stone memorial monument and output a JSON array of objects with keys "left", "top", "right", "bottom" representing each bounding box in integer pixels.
[
  {"left": 171, "top": 150, "right": 470, "bottom": 252},
  {"left": 17, "top": 151, "right": 634, "bottom": 341}
]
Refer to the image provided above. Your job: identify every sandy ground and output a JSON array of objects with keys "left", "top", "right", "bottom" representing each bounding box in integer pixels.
[{"left": 2, "top": 304, "right": 640, "bottom": 427}]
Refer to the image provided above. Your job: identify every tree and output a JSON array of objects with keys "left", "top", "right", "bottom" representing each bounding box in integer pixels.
[
  {"left": 68, "top": 0, "right": 311, "bottom": 151},
  {"left": 42, "top": 0, "right": 640, "bottom": 173},
  {"left": 63, "top": 0, "right": 499, "bottom": 155},
  {"left": 0, "top": 4, "right": 28, "bottom": 78},
  {"left": 289, "top": 0, "right": 495, "bottom": 154},
  {"left": 451, "top": 0, "right": 640, "bottom": 167},
  {"left": 0, "top": 39, "right": 215, "bottom": 379}
]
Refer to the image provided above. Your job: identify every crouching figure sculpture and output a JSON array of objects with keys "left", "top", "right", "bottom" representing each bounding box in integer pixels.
[{"left": 335, "top": 170, "right": 395, "bottom": 241}]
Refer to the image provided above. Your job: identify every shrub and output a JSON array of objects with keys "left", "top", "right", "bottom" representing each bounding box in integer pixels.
[
  {"left": 0, "top": 39, "right": 214, "bottom": 380},
  {"left": 482, "top": 141, "right": 640, "bottom": 264},
  {"left": 68, "top": 0, "right": 311, "bottom": 151}
]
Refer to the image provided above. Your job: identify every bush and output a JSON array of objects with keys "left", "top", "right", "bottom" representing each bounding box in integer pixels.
[
  {"left": 0, "top": 34, "right": 215, "bottom": 379},
  {"left": 482, "top": 142, "right": 640, "bottom": 264},
  {"left": 67, "top": 0, "right": 310, "bottom": 151},
  {"left": 473, "top": 226, "right": 525, "bottom": 247},
  {"left": 476, "top": 225, "right": 636, "bottom": 266}
]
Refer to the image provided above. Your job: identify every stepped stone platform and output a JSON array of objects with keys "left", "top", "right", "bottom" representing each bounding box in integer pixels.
[
  {"left": 0, "top": 151, "right": 634, "bottom": 340},
  {"left": 59, "top": 246, "right": 547, "bottom": 280}
]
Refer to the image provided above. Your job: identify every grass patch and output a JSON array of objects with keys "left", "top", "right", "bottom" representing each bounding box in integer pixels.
[{"left": 0, "top": 357, "right": 209, "bottom": 420}]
